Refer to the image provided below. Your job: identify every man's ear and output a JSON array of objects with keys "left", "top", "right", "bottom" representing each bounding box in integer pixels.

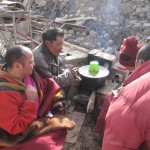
[
  {"left": 14, "top": 62, "right": 22, "bottom": 70},
  {"left": 139, "top": 59, "right": 145, "bottom": 65},
  {"left": 45, "top": 40, "right": 51, "bottom": 47},
  {"left": 45, "top": 40, "right": 49, "bottom": 46},
  {"left": 135, "top": 59, "right": 145, "bottom": 68}
]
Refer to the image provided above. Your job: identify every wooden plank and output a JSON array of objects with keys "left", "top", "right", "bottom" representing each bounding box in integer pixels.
[
  {"left": 17, "top": 32, "right": 40, "bottom": 46},
  {"left": 63, "top": 41, "right": 89, "bottom": 54},
  {"left": 0, "top": 1, "right": 24, "bottom": 9},
  {"left": 66, "top": 111, "right": 86, "bottom": 143},
  {"left": 51, "top": 21, "right": 87, "bottom": 30},
  {"left": 87, "top": 90, "right": 96, "bottom": 113},
  {"left": 48, "top": 2, "right": 57, "bottom": 21},
  {"left": 0, "top": 23, "right": 13, "bottom": 27},
  {"left": 31, "top": 20, "right": 46, "bottom": 26},
  {"left": 95, "top": 51, "right": 116, "bottom": 62},
  {"left": 63, "top": 49, "right": 87, "bottom": 57},
  {"left": 55, "top": 17, "right": 96, "bottom": 22}
]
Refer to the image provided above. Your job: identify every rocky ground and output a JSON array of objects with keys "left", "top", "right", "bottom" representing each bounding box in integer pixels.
[{"left": 63, "top": 104, "right": 102, "bottom": 150}]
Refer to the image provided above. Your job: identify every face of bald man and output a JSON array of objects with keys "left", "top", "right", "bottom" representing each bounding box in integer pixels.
[
  {"left": 18, "top": 46, "right": 35, "bottom": 77},
  {"left": 15, "top": 46, "right": 35, "bottom": 77}
]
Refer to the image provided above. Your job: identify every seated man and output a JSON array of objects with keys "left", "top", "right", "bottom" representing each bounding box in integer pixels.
[
  {"left": 33, "top": 28, "right": 81, "bottom": 98},
  {"left": 0, "top": 45, "right": 75, "bottom": 150},
  {"left": 96, "top": 36, "right": 142, "bottom": 136},
  {"left": 102, "top": 43, "right": 150, "bottom": 150}
]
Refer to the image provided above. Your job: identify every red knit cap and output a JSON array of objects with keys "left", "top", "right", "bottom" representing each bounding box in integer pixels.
[{"left": 119, "top": 36, "right": 141, "bottom": 67}]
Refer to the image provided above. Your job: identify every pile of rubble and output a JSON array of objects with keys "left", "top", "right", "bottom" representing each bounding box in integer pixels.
[{"left": 0, "top": 0, "right": 150, "bottom": 59}]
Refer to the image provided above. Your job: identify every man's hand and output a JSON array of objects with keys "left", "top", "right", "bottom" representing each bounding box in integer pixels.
[
  {"left": 69, "top": 67, "right": 78, "bottom": 79},
  {"left": 73, "top": 75, "right": 81, "bottom": 84},
  {"left": 25, "top": 85, "right": 37, "bottom": 102},
  {"left": 69, "top": 67, "right": 81, "bottom": 85}
]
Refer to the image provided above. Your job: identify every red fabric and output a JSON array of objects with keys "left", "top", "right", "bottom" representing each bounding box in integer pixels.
[
  {"left": 1, "top": 129, "right": 66, "bottom": 150},
  {"left": 0, "top": 75, "right": 37, "bottom": 135},
  {"left": 96, "top": 61, "right": 150, "bottom": 137},
  {"left": 123, "top": 60, "right": 150, "bottom": 86},
  {"left": 0, "top": 71, "right": 67, "bottom": 150},
  {"left": 102, "top": 72, "right": 150, "bottom": 150},
  {"left": 95, "top": 92, "right": 113, "bottom": 136},
  {"left": 119, "top": 36, "right": 141, "bottom": 67},
  {"left": 35, "top": 72, "right": 61, "bottom": 117}
]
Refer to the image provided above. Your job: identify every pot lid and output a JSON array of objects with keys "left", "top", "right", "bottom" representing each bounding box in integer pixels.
[{"left": 78, "top": 65, "right": 109, "bottom": 79}]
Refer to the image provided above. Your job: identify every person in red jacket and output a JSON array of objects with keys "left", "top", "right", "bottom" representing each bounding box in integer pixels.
[
  {"left": 119, "top": 36, "right": 141, "bottom": 71},
  {"left": 102, "top": 43, "right": 150, "bottom": 150},
  {"left": 0, "top": 45, "right": 75, "bottom": 150},
  {"left": 96, "top": 36, "right": 142, "bottom": 137}
]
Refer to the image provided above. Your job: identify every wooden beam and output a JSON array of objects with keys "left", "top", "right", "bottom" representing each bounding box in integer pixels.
[
  {"left": 0, "top": 23, "right": 13, "bottom": 27},
  {"left": 55, "top": 17, "right": 96, "bottom": 22},
  {"left": 17, "top": 32, "right": 40, "bottom": 46},
  {"left": 51, "top": 21, "right": 87, "bottom": 30},
  {"left": 64, "top": 41, "right": 89, "bottom": 54},
  {"left": 87, "top": 90, "right": 96, "bottom": 113}
]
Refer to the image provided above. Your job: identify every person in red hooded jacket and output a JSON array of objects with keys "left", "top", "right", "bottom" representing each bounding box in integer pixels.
[
  {"left": 96, "top": 36, "right": 142, "bottom": 137},
  {"left": 119, "top": 36, "right": 141, "bottom": 71},
  {"left": 102, "top": 43, "right": 150, "bottom": 150}
]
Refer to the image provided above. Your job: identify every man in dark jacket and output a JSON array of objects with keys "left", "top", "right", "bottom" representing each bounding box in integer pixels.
[{"left": 33, "top": 28, "right": 81, "bottom": 90}]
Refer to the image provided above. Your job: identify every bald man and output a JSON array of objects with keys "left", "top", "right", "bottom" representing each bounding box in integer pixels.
[{"left": 0, "top": 45, "right": 75, "bottom": 150}]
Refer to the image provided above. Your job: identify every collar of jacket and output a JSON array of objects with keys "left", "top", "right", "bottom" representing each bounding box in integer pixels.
[
  {"left": 1, "top": 65, "right": 43, "bottom": 103},
  {"left": 41, "top": 42, "right": 58, "bottom": 63}
]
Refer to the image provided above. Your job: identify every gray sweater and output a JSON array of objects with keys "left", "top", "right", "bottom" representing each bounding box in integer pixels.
[{"left": 33, "top": 43, "right": 75, "bottom": 88}]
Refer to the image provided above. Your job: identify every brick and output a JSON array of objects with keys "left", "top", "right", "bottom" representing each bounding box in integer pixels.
[
  {"left": 64, "top": 55, "right": 88, "bottom": 67},
  {"left": 88, "top": 51, "right": 117, "bottom": 68}
]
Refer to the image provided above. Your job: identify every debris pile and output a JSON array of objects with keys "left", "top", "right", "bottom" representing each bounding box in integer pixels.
[{"left": 0, "top": 0, "right": 149, "bottom": 60}]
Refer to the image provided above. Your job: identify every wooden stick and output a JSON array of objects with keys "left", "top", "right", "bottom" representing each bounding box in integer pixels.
[
  {"left": 87, "top": 90, "right": 96, "bottom": 113},
  {"left": 16, "top": 40, "right": 32, "bottom": 45},
  {"left": 32, "top": 25, "right": 43, "bottom": 31},
  {"left": 12, "top": 12, "right": 17, "bottom": 44},
  {"left": 51, "top": 21, "right": 87, "bottom": 30},
  {"left": 17, "top": 32, "right": 40, "bottom": 45},
  {"left": 48, "top": 2, "right": 57, "bottom": 22},
  {"left": 55, "top": 17, "right": 96, "bottom": 22}
]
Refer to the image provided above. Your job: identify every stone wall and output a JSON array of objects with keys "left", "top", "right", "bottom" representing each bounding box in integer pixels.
[
  {"left": 19, "top": 0, "right": 150, "bottom": 52},
  {"left": 68, "top": 0, "right": 150, "bottom": 52},
  {"left": 95, "top": 0, "right": 150, "bottom": 38}
]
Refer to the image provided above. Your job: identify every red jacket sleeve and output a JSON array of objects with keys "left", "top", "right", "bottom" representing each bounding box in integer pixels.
[{"left": 0, "top": 90, "right": 37, "bottom": 135}]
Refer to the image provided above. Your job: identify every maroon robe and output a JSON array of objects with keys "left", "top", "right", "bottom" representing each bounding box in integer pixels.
[{"left": 0, "top": 71, "right": 67, "bottom": 150}]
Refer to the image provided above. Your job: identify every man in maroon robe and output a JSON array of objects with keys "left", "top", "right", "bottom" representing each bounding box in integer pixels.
[{"left": 0, "top": 45, "right": 75, "bottom": 150}]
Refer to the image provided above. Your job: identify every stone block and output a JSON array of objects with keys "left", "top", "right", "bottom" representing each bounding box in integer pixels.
[
  {"left": 111, "top": 61, "right": 129, "bottom": 82},
  {"left": 88, "top": 51, "right": 117, "bottom": 68},
  {"left": 64, "top": 55, "right": 88, "bottom": 67}
]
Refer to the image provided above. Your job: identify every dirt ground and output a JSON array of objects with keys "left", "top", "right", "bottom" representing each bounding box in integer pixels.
[{"left": 63, "top": 103, "right": 102, "bottom": 150}]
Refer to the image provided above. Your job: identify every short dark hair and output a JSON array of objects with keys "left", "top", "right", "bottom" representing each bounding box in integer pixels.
[
  {"left": 136, "top": 43, "right": 150, "bottom": 61},
  {"left": 42, "top": 28, "right": 64, "bottom": 43},
  {"left": 5, "top": 45, "right": 27, "bottom": 68}
]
